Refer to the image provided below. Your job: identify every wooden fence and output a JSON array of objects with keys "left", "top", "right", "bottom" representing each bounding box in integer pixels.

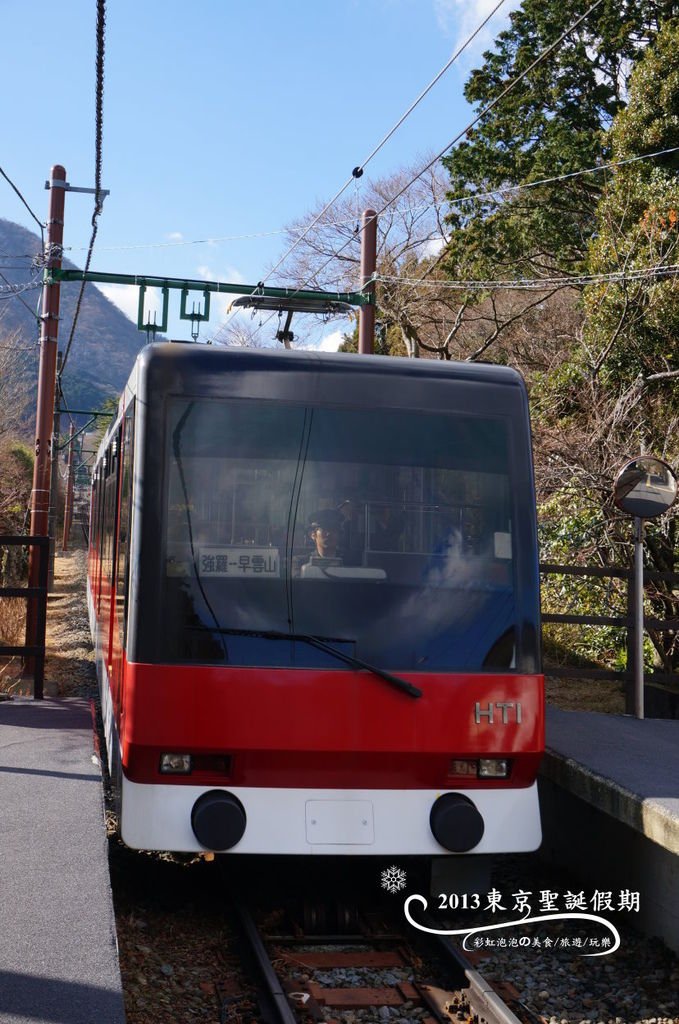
[
  {"left": 0, "top": 536, "right": 49, "bottom": 700},
  {"left": 540, "top": 562, "right": 679, "bottom": 714}
]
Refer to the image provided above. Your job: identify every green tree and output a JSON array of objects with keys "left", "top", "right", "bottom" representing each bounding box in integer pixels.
[
  {"left": 439, "top": 3, "right": 679, "bottom": 674},
  {"left": 581, "top": 20, "right": 679, "bottom": 672},
  {"left": 91, "top": 396, "right": 119, "bottom": 448},
  {"left": 338, "top": 319, "right": 405, "bottom": 356},
  {"left": 584, "top": 19, "right": 679, "bottom": 394},
  {"left": 442, "top": 0, "right": 678, "bottom": 287}
]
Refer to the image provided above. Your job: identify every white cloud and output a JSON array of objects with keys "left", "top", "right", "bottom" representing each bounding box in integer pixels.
[
  {"left": 97, "top": 282, "right": 139, "bottom": 322},
  {"left": 165, "top": 231, "right": 184, "bottom": 242},
  {"left": 194, "top": 264, "right": 249, "bottom": 323},
  {"left": 211, "top": 291, "right": 240, "bottom": 322},
  {"left": 421, "top": 235, "right": 446, "bottom": 258},
  {"left": 317, "top": 329, "right": 345, "bottom": 352},
  {"left": 196, "top": 263, "right": 247, "bottom": 285},
  {"left": 434, "top": 0, "right": 520, "bottom": 59}
]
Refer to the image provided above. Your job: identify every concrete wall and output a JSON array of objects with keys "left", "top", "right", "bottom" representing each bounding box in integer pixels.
[{"left": 538, "top": 775, "right": 679, "bottom": 955}]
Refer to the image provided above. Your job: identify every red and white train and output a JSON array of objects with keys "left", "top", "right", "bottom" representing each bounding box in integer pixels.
[{"left": 88, "top": 343, "right": 543, "bottom": 869}]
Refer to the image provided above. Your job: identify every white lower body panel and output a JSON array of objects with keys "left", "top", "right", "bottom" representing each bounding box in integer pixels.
[{"left": 120, "top": 775, "right": 542, "bottom": 855}]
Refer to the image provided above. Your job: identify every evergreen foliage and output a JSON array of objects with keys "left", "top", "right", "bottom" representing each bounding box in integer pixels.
[
  {"left": 441, "top": 0, "right": 678, "bottom": 284},
  {"left": 440, "top": 1, "right": 679, "bottom": 674}
]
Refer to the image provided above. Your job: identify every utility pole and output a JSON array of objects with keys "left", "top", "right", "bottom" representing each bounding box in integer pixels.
[
  {"left": 62, "top": 423, "right": 76, "bottom": 551},
  {"left": 47, "top": 351, "right": 63, "bottom": 586},
  {"left": 358, "top": 209, "right": 377, "bottom": 355},
  {"left": 26, "top": 165, "right": 66, "bottom": 652}
]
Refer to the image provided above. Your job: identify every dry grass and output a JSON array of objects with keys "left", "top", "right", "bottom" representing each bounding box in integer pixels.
[
  {"left": 0, "top": 595, "right": 28, "bottom": 696},
  {"left": 545, "top": 675, "right": 626, "bottom": 714},
  {"left": 0, "top": 595, "right": 26, "bottom": 645},
  {"left": 43, "top": 547, "right": 96, "bottom": 698},
  {"left": 0, "top": 547, "right": 96, "bottom": 698}
]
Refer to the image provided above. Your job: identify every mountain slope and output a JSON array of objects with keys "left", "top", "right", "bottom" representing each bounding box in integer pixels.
[{"left": 0, "top": 218, "right": 148, "bottom": 417}]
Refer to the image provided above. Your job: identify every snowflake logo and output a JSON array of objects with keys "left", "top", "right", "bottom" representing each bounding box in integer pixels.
[{"left": 380, "top": 864, "right": 407, "bottom": 894}]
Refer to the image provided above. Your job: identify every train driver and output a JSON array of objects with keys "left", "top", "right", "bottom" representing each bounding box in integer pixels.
[{"left": 307, "top": 508, "right": 344, "bottom": 565}]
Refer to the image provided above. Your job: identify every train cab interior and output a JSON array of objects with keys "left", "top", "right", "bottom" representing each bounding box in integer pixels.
[{"left": 155, "top": 396, "right": 525, "bottom": 674}]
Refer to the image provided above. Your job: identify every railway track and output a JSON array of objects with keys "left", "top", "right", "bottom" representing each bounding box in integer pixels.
[{"left": 233, "top": 900, "right": 539, "bottom": 1024}]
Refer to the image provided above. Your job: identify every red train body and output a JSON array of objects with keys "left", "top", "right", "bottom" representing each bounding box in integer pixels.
[{"left": 88, "top": 344, "right": 544, "bottom": 860}]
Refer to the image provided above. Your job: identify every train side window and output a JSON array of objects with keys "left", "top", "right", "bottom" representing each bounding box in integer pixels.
[
  {"left": 102, "top": 427, "right": 121, "bottom": 591},
  {"left": 116, "top": 403, "right": 135, "bottom": 648}
]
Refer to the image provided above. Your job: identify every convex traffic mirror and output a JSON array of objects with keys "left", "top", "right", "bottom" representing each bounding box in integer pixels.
[{"left": 613, "top": 457, "right": 678, "bottom": 519}]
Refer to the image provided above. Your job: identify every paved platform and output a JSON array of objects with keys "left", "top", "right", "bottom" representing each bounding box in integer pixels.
[
  {"left": 0, "top": 697, "right": 125, "bottom": 1024},
  {"left": 540, "top": 707, "right": 679, "bottom": 953}
]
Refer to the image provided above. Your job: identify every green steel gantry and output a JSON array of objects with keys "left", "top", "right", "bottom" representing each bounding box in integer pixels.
[{"left": 48, "top": 268, "right": 373, "bottom": 335}]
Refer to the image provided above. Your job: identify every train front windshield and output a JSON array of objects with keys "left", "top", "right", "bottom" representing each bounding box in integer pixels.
[{"left": 161, "top": 398, "right": 525, "bottom": 672}]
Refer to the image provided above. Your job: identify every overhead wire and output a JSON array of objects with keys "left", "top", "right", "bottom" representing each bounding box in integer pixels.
[
  {"left": 442, "top": 143, "right": 679, "bottom": 215},
  {"left": 212, "top": 0, "right": 511, "bottom": 345},
  {"left": 368, "top": 0, "right": 608, "bottom": 225},
  {"left": 231, "top": 0, "right": 606, "bottom": 347},
  {"left": 0, "top": 270, "right": 42, "bottom": 318},
  {"left": 0, "top": 165, "right": 45, "bottom": 248},
  {"left": 68, "top": 226, "right": 296, "bottom": 251},
  {"left": 0, "top": 279, "right": 40, "bottom": 293},
  {"left": 294, "top": 0, "right": 608, "bottom": 301},
  {"left": 375, "top": 263, "right": 679, "bottom": 292},
  {"left": 60, "top": 0, "right": 106, "bottom": 377},
  {"left": 57, "top": 380, "right": 76, "bottom": 429},
  {"left": 56, "top": 142, "right": 679, "bottom": 260},
  {"left": 258, "top": 0, "right": 508, "bottom": 291},
  {"left": 353, "top": 0, "right": 508, "bottom": 181}
]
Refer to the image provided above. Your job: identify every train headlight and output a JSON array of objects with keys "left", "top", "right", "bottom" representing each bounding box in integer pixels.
[
  {"left": 448, "top": 759, "right": 478, "bottom": 777},
  {"left": 448, "top": 758, "right": 511, "bottom": 779},
  {"left": 160, "top": 753, "right": 193, "bottom": 774},
  {"left": 478, "top": 758, "right": 509, "bottom": 778}
]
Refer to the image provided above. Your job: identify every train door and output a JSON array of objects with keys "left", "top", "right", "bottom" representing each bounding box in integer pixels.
[
  {"left": 109, "top": 403, "right": 134, "bottom": 720},
  {"left": 97, "top": 424, "right": 121, "bottom": 698}
]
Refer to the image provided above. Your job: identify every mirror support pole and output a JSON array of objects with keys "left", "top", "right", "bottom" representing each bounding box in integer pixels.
[{"left": 633, "top": 516, "right": 645, "bottom": 719}]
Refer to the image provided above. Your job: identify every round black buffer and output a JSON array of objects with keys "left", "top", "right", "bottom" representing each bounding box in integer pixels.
[
  {"left": 430, "top": 793, "right": 485, "bottom": 852},
  {"left": 191, "top": 791, "right": 246, "bottom": 850}
]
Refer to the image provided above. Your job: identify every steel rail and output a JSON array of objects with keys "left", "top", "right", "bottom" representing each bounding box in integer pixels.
[
  {"left": 233, "top": 898, "right": 529, "bottom": 1024},
  {"left": 233, "top": 902, "right": 298, "bottom": 1024},
  {"left": 430, "top": 930, "right": 532, "bottom": 1024}
]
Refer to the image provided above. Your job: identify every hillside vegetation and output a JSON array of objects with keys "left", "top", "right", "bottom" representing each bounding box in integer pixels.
[{"left": 267, "top": 2, "right": 679, "bottom": 676}]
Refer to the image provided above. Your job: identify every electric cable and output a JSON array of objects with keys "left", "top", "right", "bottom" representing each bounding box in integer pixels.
[
  {"left": 296, "top": 0, "right": 608, "bottom": 300},
  {"left": 0, "top": 269, "right": 41, "bottom": 318},
  {"left": 348, "top": 0, "right": 508, "bottom": 181},
  {"left": 259, "top": 0, "right": 508, "bottom": 290},
  {"left": 57, "top": 380, "right": 76, "bottom": 429},
  {"left": 442, "top": 143, "right": 679, "bottom": 214},
  {"left": 375, "top": 262, "right": 679, "bottom": 291},
  {"left": 0, "top": 281, "right": 41, "bottom": 298},
  {"left": 60, "top": 142, "right": 679, "bottom": 259},
  {"left": 0, "top": 165, "right": 45, "bottom": 248},
  {"left": 60, "top": 0, "right": 106, "bottom": 377},
  {"left": 213, "top": 0, "right": 607, "bottom": 346},
  {"left": 369, "top": 0, "right": 607, "bottom": 225}
]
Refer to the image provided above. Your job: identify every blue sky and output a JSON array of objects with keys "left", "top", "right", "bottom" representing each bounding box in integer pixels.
[{"left": 0, "top": 0, "right": 518, "bottom": 345}]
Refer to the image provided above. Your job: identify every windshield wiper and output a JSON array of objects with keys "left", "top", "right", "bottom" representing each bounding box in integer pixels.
[{"left": 188, "top": 626, "right": 422, "bottom": 699}]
